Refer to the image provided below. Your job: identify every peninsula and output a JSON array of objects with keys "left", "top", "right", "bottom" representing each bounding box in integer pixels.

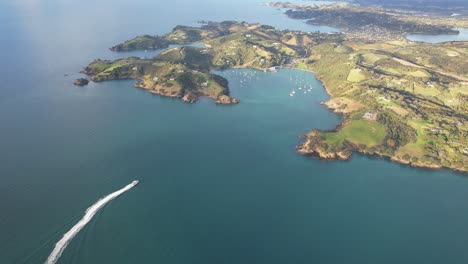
[
  {"left": 80, "top": 19, "right": 467, "bottom": 172},
  {"left": 266, "top": 2, "right": 468, "bottom": 41}
]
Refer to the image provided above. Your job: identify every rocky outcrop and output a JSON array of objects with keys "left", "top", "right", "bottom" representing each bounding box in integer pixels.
[
  {"left": 390, "top": 156, "right": 443, "bottom": 170},
  {"left": 297, "top": 130, "right": 353, "bottom": 160},
  {"left": 215, "top": 95, "right": 240, "bottom": 105},
  {"left": 298, "top": 129, "right": 463, "bottom": 172},
  {"left": 73, "top": 78, "right": 89, "bottom": 86},
  {"left": 181, "top": 91, "right": 199, "bottom": 103}
]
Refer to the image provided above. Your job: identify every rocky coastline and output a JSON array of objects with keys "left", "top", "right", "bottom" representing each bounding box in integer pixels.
[
  {"left": 78, "top": 20, "right": 467, "bottom": 173},
  {"left": 73, "top": 78, "right": 89, "bottom": 86}
]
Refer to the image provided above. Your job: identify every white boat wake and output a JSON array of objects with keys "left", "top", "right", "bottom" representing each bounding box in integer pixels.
[{"left": 45, "top": 180, "right": 139, "bottom": 264}]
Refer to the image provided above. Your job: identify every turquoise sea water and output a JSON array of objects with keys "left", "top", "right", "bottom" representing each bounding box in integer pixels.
[{"left": 1, "top": 0, "right": 468, "bottom": 263}]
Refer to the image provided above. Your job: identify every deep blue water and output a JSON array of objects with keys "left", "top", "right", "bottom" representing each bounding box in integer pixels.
[{"left": 1, "top": 1, "right": 468, "bottom": 264}]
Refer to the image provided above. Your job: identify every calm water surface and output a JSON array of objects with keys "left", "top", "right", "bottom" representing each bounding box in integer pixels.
[
  {"left": 407, "top": 28, "right": 468, "bottom": 42},
  {"left": 1, "top": 0, "right": 468, "bottom": 263}
]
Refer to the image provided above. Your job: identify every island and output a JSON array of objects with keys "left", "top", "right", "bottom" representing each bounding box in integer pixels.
[
  {"left": 80, "top": 19, "right": 467, "bottom": 172},
  {"left": 73, "top": 78, "right": 89, "bottom": 86}
]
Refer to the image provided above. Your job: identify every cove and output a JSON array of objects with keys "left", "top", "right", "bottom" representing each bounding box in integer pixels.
[{"left": 2, "top": 0, "right": 468, "bottom": 263}]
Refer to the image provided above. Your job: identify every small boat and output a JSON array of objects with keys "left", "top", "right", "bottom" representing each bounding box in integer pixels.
[{"left": 132, "top": 180, "right": 139, "bottom": 185}]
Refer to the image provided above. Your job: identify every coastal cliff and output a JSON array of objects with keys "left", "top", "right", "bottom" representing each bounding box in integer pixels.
[
  {"left": 81, "top": 21, "right": 467, "bottom": 173},
  {"left": 81, "top": 46, "right": 239, "bottom": 104}
]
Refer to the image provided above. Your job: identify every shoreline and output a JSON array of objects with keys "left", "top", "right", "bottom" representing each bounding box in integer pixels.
[
  {"left": 80, "top": 21, "right": 467, "bottom": 174},
  {"left": 285, "top": 66, "right": 467, "bottom": 174},
  {"left": 87, "top": 64, "right": 466, "bottom": 173}
]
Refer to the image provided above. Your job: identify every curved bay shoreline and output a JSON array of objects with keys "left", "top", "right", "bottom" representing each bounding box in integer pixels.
[{"left": 79, "top": 20, "right": 467, "bottom": 173}]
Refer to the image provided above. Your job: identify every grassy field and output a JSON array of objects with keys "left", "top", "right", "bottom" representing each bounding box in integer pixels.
[
  {"left": 409, "top": 70, "right": 429, "bottom": 78},
  {"left": 347, "top": 69, "right": 366, "bottom": 82},
  {"left": 396, "top": 120, "right": 429, "bottom": 157},
  {"left": 322, "top": 120, "right": 386, "bottom": 147},
  {"left": 361, "top": 53, "right": 386, "bottom": 65}
]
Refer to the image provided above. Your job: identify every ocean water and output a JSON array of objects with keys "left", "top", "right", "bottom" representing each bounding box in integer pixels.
[
  {"left": 407, "top": 28, "right": 468, "bottom": 43},
  {"left": 1, "top": 0, "right": 468, "bottom": 263}
]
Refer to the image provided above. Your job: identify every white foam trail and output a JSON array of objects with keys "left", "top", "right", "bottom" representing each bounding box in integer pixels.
[{"left": 45, "top": 180, "right": 139, "bottom": 264}]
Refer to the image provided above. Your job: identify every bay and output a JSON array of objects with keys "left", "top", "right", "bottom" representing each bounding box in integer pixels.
[{"left": 1, "top": 1, "right": 468, "bottom": 264}]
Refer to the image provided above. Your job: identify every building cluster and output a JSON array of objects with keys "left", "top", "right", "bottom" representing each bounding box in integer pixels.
[
  {"left": 345, "top": 25, "right": 406, "bottom": 42},
  {"left": 363, "top": 111, "right": 378, "bottom": 121}
]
